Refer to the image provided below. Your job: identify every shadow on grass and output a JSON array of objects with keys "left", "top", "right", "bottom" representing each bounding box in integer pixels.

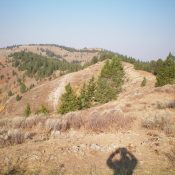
[{"left": 107, "top": 147, "right": 138, "bottom": 175}]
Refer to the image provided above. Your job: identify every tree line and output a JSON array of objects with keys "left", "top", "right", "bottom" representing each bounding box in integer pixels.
[
  {"left": 121, "top": 52, "right": 175, "bottom": 86},
  {"left": 9, "top": 51, "right": 82, "bottom": 80}
]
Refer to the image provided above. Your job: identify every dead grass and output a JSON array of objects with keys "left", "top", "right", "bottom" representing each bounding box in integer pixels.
[
  {"left": 44, "top": 109, "right": 134, "bottom": 133},
  {"left": 0, "top": 115, "right": 47, "bottom": 129},
  {"left": 0, "top": 109, "right": 134, "bottom": 138},
  {"left": 0, "top": 129, "right": 25, "bottom": 147},
  {"left": 7, "top": 129, "right": 25, "bottom": 144},
  {"left": 21, "top": 115, "right": 47, "bottom": 129},
  {"left": 45, "top": 118, "right": 62, "bottom": 131},
  {"left": 84, "top": 109, "right": 134, "bottom": 132},
  {"left": 157, "top": 101, "right": 175, "bottom": 109},
  {"left": 142, "top": 110, "right": 175, "bottom": 136},
  {"left": 0, "top": 108, "right": 134, "bottom": 147},
  {"left": 165, "top": 145, "right": 175, "bottom": 168}
]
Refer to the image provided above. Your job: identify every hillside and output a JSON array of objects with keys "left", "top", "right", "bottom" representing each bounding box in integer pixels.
[
  {"left": 0, "top": 45, "right": 99, "bottom": 113},
  {"left": 3, "top": 61, "right": 104, "bottom": 116},
  {"left": 0, "top": 51, "right": 175, "bottom": 175}
]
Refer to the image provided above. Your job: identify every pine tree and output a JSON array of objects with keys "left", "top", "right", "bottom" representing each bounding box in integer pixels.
[
  {"left": 156, "top": 56, "right": 175, "bottom": 86},
  {"left": 86, "top": 77, "right": 96, "bottom": 100},
  {"left": 79, "top": 83, "right": 88, "bottom": 109},
  {"left": 95, "top": 78, "right": 116, "bottom": 103},
  {"left": 79, "top": 77, "right": 96, "bottom": 109},
  {"left": 58, "top": 83, "right": 79, "bottom": 114},
  {"left": 95, "top": 56, "right": 124, "bottom": 103}
]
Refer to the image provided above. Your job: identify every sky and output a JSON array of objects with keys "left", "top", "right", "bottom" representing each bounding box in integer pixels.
[{"left": 0, "top": 0, "right": 175, "bottom": 60}]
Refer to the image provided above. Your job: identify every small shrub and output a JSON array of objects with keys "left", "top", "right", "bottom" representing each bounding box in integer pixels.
[
  {"left": 85, "top": 110, "right": 133, "bottom": 132},
  {"left": 8, "top": 90, "right": 13, "bottom": 96},
  {"left": 7, "top": 129, "right": 25, "bottom": 145},
  {"left": 141, "top": 77, "right": 147, "bottom": 87},
  {"left": 37, "top": 105, "right": 49, "bottom": 114},
  {"left": 12, "top": 70, "right": 16, "bottom": 76},
  {"left": 165, "top": 146, "right": 175, "bottom": 168},
  {"left": 0, "top": 75, "right": 4, "bottom": 80},
  {"left": 24, "top": 104, "right": 31, "bottom": 117},
  {"left": 45, "top": 118, "right": 62, "bottom": 131},
  {"left": 16, "top": 94, "right": 22, "bottom": 101},
  {"left": 22, "top": 116, "right": 47, "bottom": 129},
  {"left": 20, "top": 82, "right": 27, "bottom": 93},
  {"left": 142, "top": 111, "right": 175, "bottom": 136},
  {"left": 157, "top": 101, "right": 175, "bottom": 109},
  {"left": 29, "top": 83, "right": 34, "bottom": 90}
]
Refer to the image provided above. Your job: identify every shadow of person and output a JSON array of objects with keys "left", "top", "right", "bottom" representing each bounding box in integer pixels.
[{"left": 107, "top": 147, "right": 138, "bottom": 175}]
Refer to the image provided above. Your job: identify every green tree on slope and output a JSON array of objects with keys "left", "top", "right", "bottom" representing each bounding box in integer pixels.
[{"left": 58, "top": 83, "right": 79, "bottom": 114}]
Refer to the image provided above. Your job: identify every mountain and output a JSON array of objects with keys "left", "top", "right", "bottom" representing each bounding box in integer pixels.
[{"left": 0, "top": 44, "right": 175, "bottom": 175}]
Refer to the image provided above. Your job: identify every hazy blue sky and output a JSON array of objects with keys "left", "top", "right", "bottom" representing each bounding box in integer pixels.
[{"left": 0, "top": 0, "right": 175, "bottom": 60}]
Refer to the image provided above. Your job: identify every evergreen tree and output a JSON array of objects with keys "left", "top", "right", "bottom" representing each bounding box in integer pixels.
[
  {"left": 91, "top": 56, "right": 98, "bottom": 64},
  {"left": 79, "top": 77, "right": 96, "bottom": 109},
  {"left": 95, "top": 56, "right": 124, "bottom": 103},
  {"left": 86, "top": 77, "right": 96, "bottom": 100},
  {"left": 156, "top": 56, "right": 175, "bottom": 86},
  {"left": 79, "top": 83, "right": 88, "bottom": 109},
  {"left": 58, "top": 83, "right": 79, "bottom": 114},
  {"left": 95, "top": 78, "right": 116, "bottom": 103}
]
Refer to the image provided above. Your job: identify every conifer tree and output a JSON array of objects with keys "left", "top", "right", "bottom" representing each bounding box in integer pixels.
[
  {"left": 58, "top": 83, "right": 79, "bottom": 114},
  {"left": 95, "top": 78, "right": 116, "bottom": 103},
  {"left": 79, "top": 83, "right": 88, "bottom": 109},
  {"left": 79, "top": 77, "right": 96, "bottom": 109},
  {"left": 156, "top": 56, "right": 175, "bottom": 86},
  {"left": 95, "top": 56, "right": 124, "bottom": 103}
]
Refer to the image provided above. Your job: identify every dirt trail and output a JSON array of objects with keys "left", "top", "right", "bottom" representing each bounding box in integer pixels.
[{"left": 48, "top": 75, "right": 73, "bottom": 110}]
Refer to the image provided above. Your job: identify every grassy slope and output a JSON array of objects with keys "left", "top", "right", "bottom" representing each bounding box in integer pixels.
[{"left": 0, "top": 61, "right": 175, "bottom": 174}]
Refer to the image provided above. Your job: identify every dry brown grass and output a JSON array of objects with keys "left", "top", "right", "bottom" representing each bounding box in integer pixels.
[
  {"left": 0, "top": 109, "right": 134, "bottom": 148},
  {"left": 45, "top": 118, "right": 62, "bottom": 131},
  {"left": 84, "top": 109, "right": 133, "bottom": 132},
  {"left": 157, "top": 101, "right": 175, "bottom": 109},
  {"left": 0, "top": 115, "right": 47, "bottom": 129},
  {"left": 45, "top": 109, "right": 134, "bottom": 133},
  {"left": 0, "top": 129, "right": 25, "bottom": 147},
  {"left": 0, "top": 109, "right": 134, "bottom": 136},
  {"left": 142, "top": 110, "right": 175, "bottom": 136},
  {"left": 165, "top": 145, "right": 175, "bottom": 168}
]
